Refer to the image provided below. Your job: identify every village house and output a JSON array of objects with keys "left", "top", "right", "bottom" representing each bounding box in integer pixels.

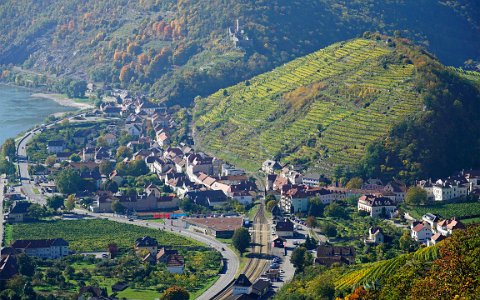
[
  {"left": 435, "top": 217, "right": 465, "bottom": 236},
  {"left": 233, "top": 274, "right": 253, "bottom": 295},
  {"left": 427, "top": 233, "right": 446, "bottom": 246},
  {"left": 275, "top": 219, "right": 294, "bottom": 238},
  {"left": 55, "top": 152, "right": 72, "bottom": 162},
  {"left": 280, "top": 185, "right": 346, "bottom": 213},
  {"left": 73, "top": 129, "right": 92, "bottom": 145},
  {"left": 11, "top": 238, "right": 69, "bottom": 259},
  {"left": 364, "top": 227, "right": 384, "bottom": 245},
  {"left": 357, "top": 195, "right": 397, "bottom": 218},
  {"left": 135, "top": 236, "right": 158, "bottom": 256},
  {"left": 362, "top": 179, "right": 384, "bottom": 190},
  {"left": 47, "top": 140, "right": 66, "bottom": 154},
  {"left": 315, "top": 245, "right": 356, "bottom": 266},
  {"left": 262, "top": 160, "right": 281, "bottom": 174},
  {"left": 422, "top": 213, "right": 440, "bottom": 228},
  {"left": 125, "top": 123, "right": 143, "bottom": 137},
  {"left": 183, "top": 217, "right": 244, "bottom": 238},
  {"left": 432, "top": 179, "right": 468, "bottom": 201},
  {"left": 186, "top": 153, "right": 214, "bottom": 180},
  {"left": 166, "top": 254, "right": 185, "bottom": 274},
  {"left": 221, "top": 164, "right": 245, "bottom": 176},
  {"left": 5, "top": 201, "right": 31, "bottom": 223},
  {"left": 383, "top": 181, "right": 407, "bottom": 202},
  {"left": 302, "top": 173, "right": 327, "bottom": 187},
  {"left": 411, "top": 222, "right": 433, "bottom": 244},
  {"left": 104, "top": 133, "right": 117, "bottom": 146},
  {"left": 156, "top": 247, "right": 179, "bottom": 264},
  {"left": 156, "top": 131, "right": 170, "bottom": 148}
]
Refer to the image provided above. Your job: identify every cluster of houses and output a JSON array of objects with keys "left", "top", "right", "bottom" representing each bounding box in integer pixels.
[
  {"left": 411, "top": 213, "right": 465, "bottom": 245},
  {"left": 264, "top": 161, "right": 406, "bottom": 218},
  {"left": 39, "top": 93, "right": 258, "bottom": 215},
  {"left": 417, "top": 170, "right": 480, "bottom": 201},
  {"left": 134, "top": 236, "right": 185, "bottom": 274}
]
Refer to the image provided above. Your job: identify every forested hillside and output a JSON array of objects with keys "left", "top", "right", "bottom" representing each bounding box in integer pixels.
[
  {"left": 193, "top": 35, "right": 480, "bottom": 181},
  {"left": 0, "top": 0, "right": 479, "bottom": 106},
  {"left": 274, "top": 225, "right": 480, "bottom": 300}
]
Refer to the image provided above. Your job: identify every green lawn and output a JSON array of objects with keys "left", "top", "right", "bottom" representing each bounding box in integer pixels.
[
  {"left": 33, "top": 187, "right": 40, "bottom": 194},
  {"left": 406, "top": 202, "right": 480, "bottom": 220}
]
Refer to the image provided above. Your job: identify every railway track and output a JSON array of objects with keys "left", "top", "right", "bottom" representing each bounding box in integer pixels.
[{"left": 213, "top": 203, "right": 271, "bottom": 299}]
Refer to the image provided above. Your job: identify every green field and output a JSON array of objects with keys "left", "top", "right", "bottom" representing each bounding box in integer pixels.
[
  {"left": 194, "top": 38, "right": 423, "bottom": 173},
  {"left": 8, "top": 219, "right": 222, "bottom": 299},
  {"left": 406, "top": 202, "right": 480, "bottom": 220},
  {"left": 6, "top": 219, "right": 200, "bottom": 251}
]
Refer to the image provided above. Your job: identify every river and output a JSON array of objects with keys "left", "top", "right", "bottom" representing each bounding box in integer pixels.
[{"left": 0, "top": 84, "right": 74, "bottom": 145}]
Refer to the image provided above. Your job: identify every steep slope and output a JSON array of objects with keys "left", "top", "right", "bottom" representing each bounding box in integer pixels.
[
  {"left": 193, "top": 36, "right": 480, "bottom": 178},
  {"left": 0, "top": 1, "right": 479, "bottom": 106},
  {"left": 275, "top": 225, "right": 480, "bottom": 300}
]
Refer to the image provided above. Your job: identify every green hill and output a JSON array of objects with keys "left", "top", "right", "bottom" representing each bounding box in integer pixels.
[
  {"left": 0, "top": 1, "right": 479, "bottom": 106},
  {"left": 193, "top": 36, "right": 480, "bottom": 179}
]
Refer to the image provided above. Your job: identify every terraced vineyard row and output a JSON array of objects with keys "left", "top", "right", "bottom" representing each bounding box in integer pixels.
[
  {"left": 194, "top": 38, "right": 423, "bottom": 172},
  {"left": 335, "top": 243, "right": 441, "bottom": 290}
]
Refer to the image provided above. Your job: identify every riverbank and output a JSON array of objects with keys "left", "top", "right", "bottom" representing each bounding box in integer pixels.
[{"left": 31, "top": 93, "right": 94, "bottom": 110}]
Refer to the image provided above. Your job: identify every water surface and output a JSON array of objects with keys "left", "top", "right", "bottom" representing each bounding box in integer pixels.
[{"left": 0, "top": 85, "right": 74, "bottom": 145}]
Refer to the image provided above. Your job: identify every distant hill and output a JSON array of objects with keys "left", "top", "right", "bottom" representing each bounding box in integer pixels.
[
  {"left": 0, "top": 0, "right": 479, "bottom": 106},
  {"left": 194, "top": 35, "right": 480, "bottom": 181}
]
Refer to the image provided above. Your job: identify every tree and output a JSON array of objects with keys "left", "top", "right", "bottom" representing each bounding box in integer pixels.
[
  {"left": 266, "top": 200, "right": 278, "bottom": 212},
  {"left": 111, "top": 200, "right": 125, "bottom": 214},
  {"left": 346, "top": 177, "right": 364, "bottom": 189},
  {"left": 303, "top": 236, "right": 318, "bottom": 250},
  {"left": 45, "top": 155, "right": 57, "bottom": 167},
  {"left": 405, "top": 187, "right": 428, "bottom": 205},
  {"left": 67, "top": 80, "right": 87, "bottom": 98},
  {"left": 232, "top": 227, "right": 251, "bottom": 255},
  {"left": 55, "top": 168, "right": 82, "bottom": 194},
  {"left": 104, "top": 180, "right": 118, "bottom": 193},
  {"left": 321, "top": 223, "right": 337, "bottom": 237},
  {"left": 324, "top": 202, "right": 347, "bottom": 219},
  {"left": 27, "top": 203, "right": 47, "bottom": 219},
  {"left": 69, "top": 153, "right": 81, "bottom": 162},
  {"left": 108, "top": 243, "right": 119, "bottom": 259},
  {"left": 290, "top": 246, "right": 312, "bottom": 272},
  {"left": 2, "top": 138, "right": 16, "bottom": 159},
  {"left": 47, "top": 195, "right": 64, "bottom": 211},
  {"left": 308, "top": 197, "right": 324, "bottom": 217},
  {"left": 99, "top": 160, "right": 115, "bottom": 175},
  {"left": 161, "top": 285, "right": 189, "bottom": 300},
  {"left": 64, "top": 194, "right": 75, "bottom": 211},
  {"left": 306, "top": 216, "right": 318, "bottom": 228},
  {"left": 16, "top": 253, "right": 35, "bottom": 277},
  {"left": 0, "top": 159, "right": 15, "bottom": 175},
  {"left": 116, "top": 146, "right": 132, "bottom": 160}
]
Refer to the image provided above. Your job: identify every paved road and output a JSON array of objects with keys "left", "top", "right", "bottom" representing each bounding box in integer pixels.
[
  {"left": 0, "top": 175, "right": 6, "bottom": 250},
  {"left": 17, "top": 129, "right": 46, "bottom": 204},
  {"left": 14, "top": 118, "right": 240, "bottom": 299}
]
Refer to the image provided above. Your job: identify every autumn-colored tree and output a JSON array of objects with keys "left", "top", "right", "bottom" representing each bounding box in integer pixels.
[
  {"left": 119, "top": 65, "right": 134, "bottom": 83},
  {"left": 161, "top": 285, "right": 189, "bottom": 300},
  {"left": 113, "top": 50, "right": 122, "bottom": 61},
  {"left": 127, "top": 42, "right": 141, "bottom": 55},
  {"left": 64, "top": 194, "right": 76, "bottom": 211},
  {"left": 137, "top": 53, "right": 150, "bottom": 65},
  {"left": 410, "top": 225, "right": 480, "bottom": 299}
]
